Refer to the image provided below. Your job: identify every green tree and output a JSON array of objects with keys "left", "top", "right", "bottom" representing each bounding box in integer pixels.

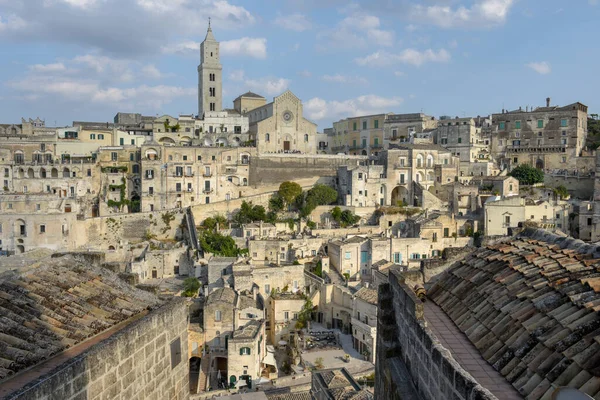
[
  {"left": 553, "top": 185, "right": 569, "bottom": 199},
  {"left": 234, "top": 201, "right": 266, "bottom": 224},
  {"left": 278, "top": 181, "right": 303, "bottom": 207},
  {"left": 295, "top": 298, "right": 314, "bottom": 330},
  {"left": 509, "top": 164, "right": 544, "bottom": 185},
  {"left": 340, "top": 210, "right": 360, "bottom": 227},
  {"left": 199, "top": 230, "right": 245, "bottom": 257},
  {"left": 202, "top": 217, "right": 218, "bottom": 231},
  {"left": 269, "top": 194, "right": 285, "bottom": 212},
  {"left": 298, "top": 184, "right": 338, "bottom": 217},
  {"left": 331, "top": 206, "right": 342, "bottom": 223},
  {"left": 182, "top": 277, "right": 200, "bottom": 297}
]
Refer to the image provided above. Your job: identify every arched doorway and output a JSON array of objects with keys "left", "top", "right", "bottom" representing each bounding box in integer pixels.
[
  {"left": 27, "top": 168, "right": 34, "bottom": 178},
  {"left": 391, "top": 186, "right": 409, "bottom": 207},
  {"left": 536, "top": 159, "right": 544, "bottom": 170},
  {"left": 16, "top": 245, "right": 25, "bottom": 254},
  {"left": 361, "top": 150, "right": 367, "bottom": 155},
  {"left": 51, "top": 168, "right": 58, "bottom": 178}
]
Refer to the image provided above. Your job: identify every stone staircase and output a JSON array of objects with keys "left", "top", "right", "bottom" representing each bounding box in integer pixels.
[{"left": 197, "top": 356, "right": 210, "bottom": 392}]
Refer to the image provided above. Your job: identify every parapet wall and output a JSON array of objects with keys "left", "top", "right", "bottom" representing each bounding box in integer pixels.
[
  {"left": 6, "top": 299, "right": 190, "bottom": 400},
  {"left": 249, "top": 154, "right": 366, "bottom": 185},
  {"left": 375, "top": 270, "right": 496, "bottom": 400}
]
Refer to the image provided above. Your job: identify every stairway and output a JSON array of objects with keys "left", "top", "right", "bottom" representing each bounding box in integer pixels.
[{"left": 197, "top": 356, "right": 210, "bottom": 392}]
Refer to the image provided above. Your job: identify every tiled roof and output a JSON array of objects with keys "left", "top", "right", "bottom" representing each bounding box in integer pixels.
[
  {"left": 319, "top": 369, "right": 352, "bottom": 388},
  {"left": 328, "top": 388, "right": 373, "bottom": 400},
  {"left": 428, "top": 232, "right": 600, "bottom": 399},
  {"left": 206, "top": 287, "right": 237, "bottom": 305},
  {"left": 265, "top": 390, "right": 311, "bottom": 400},
  {"left": 354, "top": 287, "right": 378, "bottom": 305},
  {"left": 0, "top": 256, "right": 160, "bottom": 381},
  {"left": 237, "top": 91, "right": 265, "bottom": 99}
]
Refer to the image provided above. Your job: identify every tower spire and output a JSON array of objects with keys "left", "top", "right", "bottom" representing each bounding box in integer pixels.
[{"left": 205, "top": 17, "right": 215, "bottom": 41}]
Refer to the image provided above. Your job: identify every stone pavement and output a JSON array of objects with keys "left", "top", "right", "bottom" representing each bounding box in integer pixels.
[{"left": 424, "top": 301, "right": 522, "bottom": 400}]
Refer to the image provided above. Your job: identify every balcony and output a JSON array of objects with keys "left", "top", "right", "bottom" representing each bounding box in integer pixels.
[
  {"left": 203, "top": 188, "right": 213, "bottom": 194},
  {"left": 505, "top": 144, "right": 566, "bottom": 153},
  {"left": 185, "top": 172, "right": 194, "bottom": 177},
  {"left": 393, "top": 164, "right": 408, "bottom": 169},
  {"left": 203, "top": 172, "right": 212, "bottom": 177},
  {"left": 371, "top": 144, "right": 383, "bottom": 149}
]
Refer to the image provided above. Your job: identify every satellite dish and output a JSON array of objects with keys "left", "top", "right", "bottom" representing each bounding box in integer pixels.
[{"left": 553, "top": 388, "right": 594, "bottom": 400}]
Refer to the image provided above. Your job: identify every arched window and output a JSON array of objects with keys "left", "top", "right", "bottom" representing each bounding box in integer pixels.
[
  {"left": 426, "top": 155, "right": 433, "bottom": 168},
  {"left": 98, "top": 134, "right": 104, "bottom": 140},
  {"left": 416, "top": 154, "right": 423, "bottom": 168},
  {"left": 243, "top": 178, "right": 248, "bottom": 186},
  {"left": 265, "top": 133, "right": 270, "bottom": 142},
  {"left": 304, "top": 134, "right": 308, "bottom": 142},
  {"left": 240, "top": 347, "right": 251, "bottom": 355}
]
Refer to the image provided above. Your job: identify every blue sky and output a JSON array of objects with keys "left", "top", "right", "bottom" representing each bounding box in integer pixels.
[{"left": 0, "top": 0, "right": 598, "bottom": 130}]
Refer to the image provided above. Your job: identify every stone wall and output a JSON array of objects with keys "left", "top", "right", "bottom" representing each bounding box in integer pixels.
[
  {"left": 543, "top": 174, "right": 593, "bottom": 199},
  {"left": 249, "top": 154, "right": 366, "bottom": 185},
  {"left": 375, "top": 270, "right": 496, "bottom": 400},
  {"left": 6, "top": 298, "right": 189, "bottom": 400}
]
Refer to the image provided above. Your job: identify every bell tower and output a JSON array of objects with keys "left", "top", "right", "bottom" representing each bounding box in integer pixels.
[{"left": 198, "top": 18, "right": 222, "bottom": 118}]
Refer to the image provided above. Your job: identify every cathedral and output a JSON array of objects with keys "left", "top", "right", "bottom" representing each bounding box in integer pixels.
[{"left": 197, "top": 24, "right": 317, "bottom": 154}]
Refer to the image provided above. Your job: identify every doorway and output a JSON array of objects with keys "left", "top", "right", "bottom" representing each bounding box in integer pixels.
[{"left": 283, "top": 141, "right": 290, "bottom": 151}]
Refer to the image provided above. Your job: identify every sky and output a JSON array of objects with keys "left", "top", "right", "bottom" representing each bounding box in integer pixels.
[{"left": 0, "top": 0, "right": 599, "bottom": 130}]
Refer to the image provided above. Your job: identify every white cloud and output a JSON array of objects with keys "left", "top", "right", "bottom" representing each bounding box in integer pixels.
[
  {"left": 526, "top": 61, "right": 551, "bottom": 75},
  {"left": 590, "top": 0, "right": 598, "bottom": 5},
  {"left": 164, "top": 37, "right": 267, "bottom": 59},
  {"left": 141, "top": 64, "right": 163, "bottom": 79},
  {"left": 229, "top": 69, "right": 245, "bottom": 81},
  {"left": 29, "top": 62, "right": 68, "bottom": 73},
  {"left": 57, "top": 0, "right": 103, "bottom": 9},
  {"left": 244, "top": 77, "right": 290, "bottom": 96},
  {"left": 274, "top": 13, "right": 311, "bottom": 32},
  {"left": 304, "top": 95, "right": 403, "bottom": 121},
  {"left": 355, "top": 48, "right": 451, "bottom": 67},
  {"left": 321, "top": 74, "right": 368, "bottom": 84},
  {"left": 410, "top": 0, "right": 515, "bottom": 28},
  {"left": 221, "top": 37, "right": 267, "bottom": 59},
  {"left": 73, "top": 54, "right": 134, "bottom": 82},
  {"left": 318, "top": 11, "right": 394, "bottom": 49},
  {"left": 405, "top": 24, "right": 417, "bottom": 32},
  {"left": 0, "top": 14, "right": 27, "bottom": 32},
  {"left": 298, "top": 70, "right": 312, "bottom": 78}
]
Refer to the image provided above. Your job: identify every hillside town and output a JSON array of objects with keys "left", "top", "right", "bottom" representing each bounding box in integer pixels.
[{"left": 2, "top": 23, "right": 600, "bottom": 400}]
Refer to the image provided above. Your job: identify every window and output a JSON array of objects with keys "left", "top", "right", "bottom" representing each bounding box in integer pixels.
[
  {"left": 215, "top": 310, "right": 222, "bottom": 321},
  {"left": 39, "top": 225, "right": 46, "bottom": 233},
  {"left": 515, "top": 121, "right": 521, "bottom": 129},
  {"left": 183, "top": 155, "right": 188, "bottom": 161},
  {"left": 36, "top": 204, "right": 40, "bottom": 211},
  {"left": 562, "top": 156, "right": 567, "bottom": 163},
  {"left": 443, "top": 228, "right": 449, "bottom": 237},
  {"left": 588, "top": 218, "right": 592, "bottom": 226},
  {"left": 240, "top": 347, "right": 251, "bottom": 355},
  {"left": 513, "top": 157, "right": 518, "bottom": 163},
  {"left": 111, "top": 152, "right": 117, "bottom": 161},
  {"left": 374, "top": 120, "right": 379, "bottom": 129},
  {"left": 210, "top": 103, "right": 215, "bottom": 111},
  {"left": 265, "top": 284, "right": 271, "bottom": 293},
  {"left": 361, "top": 251, "right": 368, "bottom": 263},
  {"left": 284, "top": 312, "right": 289, "bottom": 321},
  {"left": 345, "top": 251, "right": 351, "bottom": 259},
  {"left": 170, "top": 337, "right": 182, "bottom": 369},
  {"left": 206, "top": 197, "right": 210, "bottom": 204},
  {"left": 561, "top": 119, "right": 568, "bottom": 127},
  {"left": 505, "top": 215, "right": 511, "bottom": 225},
  {"left": 358, "top": 173, "right": 363, "bottom": 180},
  {"left": 149, "top": 187, "right": 154, "bottom": 195},
  {"left": 304, "top": 134, "right": 308, "bottom": 142},
  {"left": 499, "top": 122, "right": 505, "bottom": 130},
  {"left": 353, "top": 122, "right": 357, "bottom": 131},
  {"left": 537, "top": 120, "right": 543, "bottom": 128},
  {"left": 561, "top": 138, "right": 567, "bottom": 145},
  {"left": 98, "top": 134, "right": 104, "bottom": 140},
  {"left": 458, "top": 137, "right": 462, "bottom": 143},
  {"left": 90, "top": 134, "right": 96, "bottom": 140},
  {"left": 362, "top": 121, "right": 367, "bottom": 130}
]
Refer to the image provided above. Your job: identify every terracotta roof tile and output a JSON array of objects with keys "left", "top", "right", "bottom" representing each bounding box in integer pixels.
[{"left": 428, "top": 233, "right": 600, "bottom": 398}]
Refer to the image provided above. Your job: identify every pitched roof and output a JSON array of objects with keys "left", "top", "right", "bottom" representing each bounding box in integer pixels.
[
  {"left": 354, "top": 287, "right": 378, "bottom": 305},
  {"left": 206, "top": 287, "right": 237, "bottom": 305},
  {"left": 0, "top": 256, "right": 160, "bottom": 381},
  {"left": 236, "top": 91, "right": 265, "bottom": 99},
  {"left": 427, "top": 230, "right": 600, "bottom": 399}
]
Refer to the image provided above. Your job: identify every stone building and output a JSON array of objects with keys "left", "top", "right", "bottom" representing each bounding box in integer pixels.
[
  {"left": 204, "top": 287, "right": 237, "bottom": 352},
  {"left": 432, "top": 116, "right": 490, "bottom": 163},
  {"left": 484, "top": 196, "right": 570, "bottom": 236},
  {"left": 198, "top": 22, "right": 222, "bottom": 118},
  {"left": 268, "top": 291, "right": 305, "bottom": 344},
  {"left": 351, "top": 287, "right": 378, "bottom": 363},
  {"left": 330, "top": 113, "right": 387, "bottom": 156},
  {"left": 248, "top": 90, "right": 317, "bottom": 154},
  {"left": 234, "top": 92, "right": 267, "bottom": 115},
  {"left": 490, "top": 98, "right": 588, "bottom": 171},
  {"left": 227, "top": 319, "right": 267, "bottom": 390},
  {"left": 139, "top": 143, "right": 255, "bottom": 211},
  {"left": 311, "top": 368, "right": 373, "bottom": 399},
  {"left": 0, "top": 255, "right": 189, "bottom": 400},
  {"left": 376, "top": 230, "right": 600, "bottom": 400},
  {"left": 383, "top": 113, "right": 438, "bottom": 148},
  {"left": 328, "top": 236, "right": 371, "bottom": 281},
  {"left": 337, "top": 164, "right": 386, "bottom": 207},
  {"left": 206, "top": 256, "right": 238, "bottom": 293}
]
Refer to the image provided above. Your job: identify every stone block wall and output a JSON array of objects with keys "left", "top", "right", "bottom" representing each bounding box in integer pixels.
[
  {"left": 375, "top": 270, "right": 496, "bottom": 400},
  {"left": 6, "top": 299, "right": 190, "bottom": 400}
]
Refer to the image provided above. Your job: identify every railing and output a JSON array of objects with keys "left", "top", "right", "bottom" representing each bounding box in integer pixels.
[
  {"left": 203, "top": 172, "right": 212, "bottom": 177},
  {"left": 203, "top": 188, "right": 213, "bottom": 194}
]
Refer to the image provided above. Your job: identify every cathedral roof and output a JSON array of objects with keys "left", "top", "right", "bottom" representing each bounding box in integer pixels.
[
  {"left": 204, "top": 21, "right": 216, "bottom": 42},
  {"left": 236, "top": 91, "right": 265, "bottom": 99}
]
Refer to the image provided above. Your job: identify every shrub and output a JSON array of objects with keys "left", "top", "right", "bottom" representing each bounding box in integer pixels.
[
  {"left": 182, "top": 277, "right": 200, "bottom": 297},
  {"left": 509, "top": 164, "right": 544, "bottom": 185}
]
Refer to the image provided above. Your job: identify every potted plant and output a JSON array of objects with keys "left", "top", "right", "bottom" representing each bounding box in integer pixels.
[{"left": 343, "top": 354, "right": 350, "bottom": 363}]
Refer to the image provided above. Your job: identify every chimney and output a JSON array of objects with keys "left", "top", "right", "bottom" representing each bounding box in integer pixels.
[{"left": 546, "top": 97, "right": 551, "bottom": 107}]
